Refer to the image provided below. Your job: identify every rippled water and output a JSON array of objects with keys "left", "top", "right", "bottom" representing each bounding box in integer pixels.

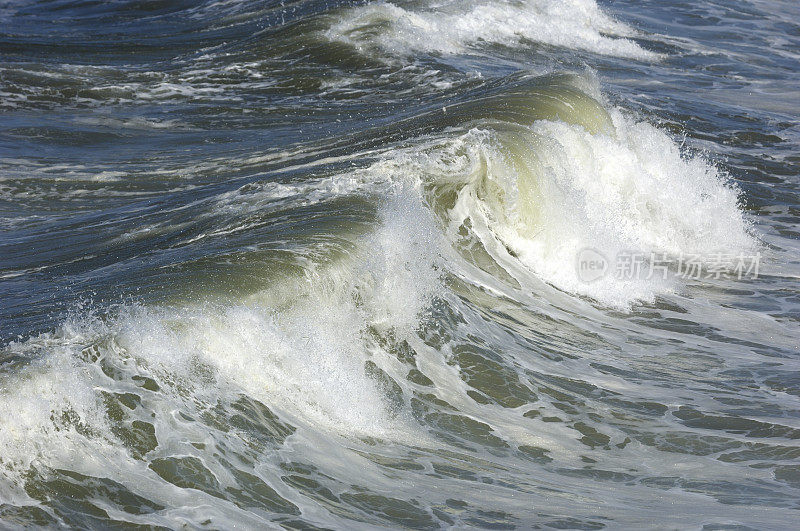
[{"left": 1, "top": 0, "right": 799, "bottom": 528}]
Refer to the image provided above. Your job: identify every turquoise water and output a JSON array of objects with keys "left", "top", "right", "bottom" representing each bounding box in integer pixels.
[{"left": 1, "top": 0, "right": 799, "bottom": 528}]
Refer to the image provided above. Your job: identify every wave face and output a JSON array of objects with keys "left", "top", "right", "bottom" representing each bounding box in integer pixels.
[{"left": 2, "top": 0, "right": 800, "bottom": 528}]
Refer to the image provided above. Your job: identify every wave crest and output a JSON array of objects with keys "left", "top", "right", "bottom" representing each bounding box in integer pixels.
[{"left": 325, "top": 0, "right": 659, "bottom": 61}]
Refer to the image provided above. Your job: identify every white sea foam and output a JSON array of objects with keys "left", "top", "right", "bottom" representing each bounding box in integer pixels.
[
  {"left": 326, "top": 0, "right": 658, "bottom": 61},
  {"left": 363, "top": 101, "right": 754, "bottom": 308},
  {"left": 0, "top": 189, "right": 442, "bottom": 492},
  {"left": 0, "top": 317, "right": 115, "bottom": 493},
  {"left": 72, "top": 116, "right": 197, "bottom": 131},
  {"left": 489, "top": 111, "right": 755, "bottom": 307}
]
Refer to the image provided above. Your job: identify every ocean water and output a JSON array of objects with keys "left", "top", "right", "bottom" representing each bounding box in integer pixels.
[{"left": 1, "top": 0, "right": 799, "bottom": 528}]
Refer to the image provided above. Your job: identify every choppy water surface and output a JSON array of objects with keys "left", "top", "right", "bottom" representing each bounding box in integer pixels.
[{"left": 1, "top": 0, "right": 799, "bottom": 528}]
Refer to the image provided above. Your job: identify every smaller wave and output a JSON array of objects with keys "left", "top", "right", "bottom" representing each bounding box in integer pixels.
[
  {"left": 325, "top": 0, "right": 658, "bottom": 61},
  {"left": 0, "top": 188, "right": 442, "bottom": 497}
]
